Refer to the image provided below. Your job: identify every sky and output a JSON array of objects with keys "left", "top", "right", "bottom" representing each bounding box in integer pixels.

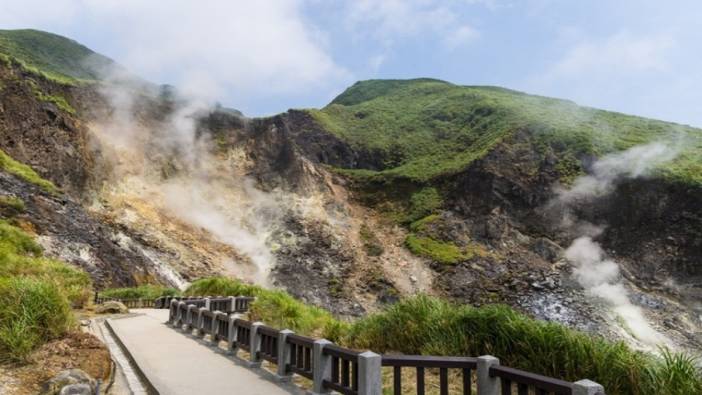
[{"left": 1, "top": 0, "right": 701, "bottom": 126}]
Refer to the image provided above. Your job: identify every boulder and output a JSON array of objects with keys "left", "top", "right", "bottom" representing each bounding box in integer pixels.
[
  {"left": 41, "top": 369, "right": 96, "bottom": 395},
  {"left": 60, "top": 384, "right": 93, "bottom": 395},
  {"left": 531, "top": 237, "right": 563, "bottom": 262},
  {"left": 95, "top": 300, "right": 129, "bottom": 314}
]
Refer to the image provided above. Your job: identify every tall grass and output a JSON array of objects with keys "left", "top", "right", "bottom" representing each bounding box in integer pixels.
[
  {"left": 185, "top": 277, "right": 347, "bottom": 341},
  {"left": 183, "top": 277, "right": 702, "bottom": 394},
  {"left": 99, "top": 284, "right": 179, "bottom": 300},
  {"left": 345, "top": 295, "right": 702, "bottom": 395},
  {"left": 0, "top": 220, "right": 90, "bottom": 362},
  {"left": 0, "top": 277, "right": 73, "bottom": 362},
  {"left": 184, "top": 276, "right": 262, "bottom": 297}
]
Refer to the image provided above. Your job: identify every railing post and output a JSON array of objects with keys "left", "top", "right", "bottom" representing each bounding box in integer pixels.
[
  {"left": 477, "top": 355, "right": 500, "bottom": 395},
  {"left": 227, "top": 313, "right": 241, "bottom": 354},
  {"left": 204, "top": 297, "right": 211, "bottom": 311},
  {"left": 168, "top": 300, "right": 178, "bottom": 325},
  {"left": 177, "top": 301, "right": 187, "bottom": 327},
  {"left": 229, "top": 296, "right": 237, "bottom": 313},
  {"left": 357, "top": 351, "right": 382, "bottom": 395},
  {"left": 212, "top": 312, "right": 226, "bottom": 345},
  {"left": 311, "top": 339, "right": 333, "bottom": 394},
  {"left": 275, "top": 329, "right": 294, "bottom": 381},
  {"left": 573, "top": 379, "right": 605, "bottom": 395},
  {"left": 187, "top": 305, "right": 198, "bottom": 330},
  {"left": 247, "top": 321, "right": 264, "bottom": 368},
  {"left": 197, "top": 307, "right": 208, "bottom": 336}
]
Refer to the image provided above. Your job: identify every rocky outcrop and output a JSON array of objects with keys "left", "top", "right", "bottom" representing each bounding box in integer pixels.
[{"left": 40, "top": 369, "right": 96, "bottom": 395}]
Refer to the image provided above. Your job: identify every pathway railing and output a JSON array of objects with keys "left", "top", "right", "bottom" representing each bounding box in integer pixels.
[{"left": 160, "top": 297, "right": 605, "bottom": 395}]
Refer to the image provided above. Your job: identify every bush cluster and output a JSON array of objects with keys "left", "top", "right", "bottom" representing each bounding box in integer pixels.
[{"left": 0, "top": 220, "right": 91, "bottom": 362}]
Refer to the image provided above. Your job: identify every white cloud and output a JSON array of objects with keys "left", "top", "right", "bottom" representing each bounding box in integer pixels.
[
  {"left": 344, "top": 0, "right": 480, "bottom": 49},
  {"left": 0, "top": 0, "right": 349, "bottom": 104},
  {"left": 550, "top": 31, "right": 675, "bottom": 77}
]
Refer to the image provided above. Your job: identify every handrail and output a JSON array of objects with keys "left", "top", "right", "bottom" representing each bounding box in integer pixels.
[
  {"left": 490, "top": 365, "right": 573, "bottom": 395},
  {"left": 164, "top": 297, "right": 606, "bottom": 395}
]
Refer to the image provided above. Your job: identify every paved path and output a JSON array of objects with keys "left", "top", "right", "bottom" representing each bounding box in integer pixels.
[{"left": 107, "top": 309, "right": 300, "bottom": 395}]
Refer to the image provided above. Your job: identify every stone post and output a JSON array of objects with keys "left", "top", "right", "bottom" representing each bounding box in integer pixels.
[
  {"left": 229, "top": 296, "right": 237, "bottom": 313},
  {"left": 573, "top": 379, "right": 605, "bottom": 395},
  {"left": 197, "top": 307, "right": 208, "bottom": 336},
  {"left": 357, "top": 351, "right": 382, "bottom": 395},
  {"left": 247, "top": 322, "right": 264, "bottom": 367},
  {"left": 477, "top": 355, "right": 500, "bottom": 395},
  {"left": 169, "top": 300, "right": 179, "bottom": 325},
  {"left": 227, "top": 314, "right": 241, "bottom": 354},
  {"left": 275, "top": 329, "right": 294, "bottom": 381},
  {"left": 187, "top": 305, "right": 199, "bottom": 330},
  {"left": 212, "top": 312, "right": 227, "bottom": 344},
  {"left": 310, "top": 339, "right": 333, "bottom": 394}
]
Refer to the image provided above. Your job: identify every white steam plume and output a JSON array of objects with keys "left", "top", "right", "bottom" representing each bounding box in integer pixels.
[
  {"left": 557, "top": 142, "right": 680, "bottom": 203},
  {"left": 91, "top": 65, "right": 282, "bottom": 285},
  {"left": 565, "top": 236, "right": 666, "bottom": 345},
  {"left": 558, "top": 142, "right": 680, "bottom": 347}
]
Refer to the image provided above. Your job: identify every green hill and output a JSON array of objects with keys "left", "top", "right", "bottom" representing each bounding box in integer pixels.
[
  {"left": 0, "top": 29, "right": 118, "bottom": 83},
  {"left": 308, "top": 79, "right": 702, "bottom": 186}
]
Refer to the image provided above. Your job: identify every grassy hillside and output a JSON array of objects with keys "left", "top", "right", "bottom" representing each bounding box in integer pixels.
[
  {"left": 0, "top": 29, "right": 117, "bottom": 83},
  {"left": 309, "top": 79, "right": 702, "bottom": 186}
]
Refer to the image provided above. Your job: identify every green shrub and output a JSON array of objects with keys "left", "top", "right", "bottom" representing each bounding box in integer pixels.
[
  {"left": 185, "top": 277, "right": 344, "bottom": 340},
  {"left": 405, "top": 234, "right": 467, "bottom": 264},
  {"left": 249, "top": 289, "right": 340, "bottom": 339},
  {"left": 0, "top": 277, "right": 73, "bottom": 362},
  {"left": 406, "top": 188, "right": 442, "bottom": 223},
  {"left": 99, "top": 284, "right": 180, "bottom": 300},
  {"left": 0, "top": 149, "right": 58, "bottom": 193},
  {"left": 184, "top": 276, "right": 262, "bottom": 297}
]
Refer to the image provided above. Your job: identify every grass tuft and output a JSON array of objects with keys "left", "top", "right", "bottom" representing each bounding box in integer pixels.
[
  {"left": 0, "top": 149, "right": 58, "bottom": 193},
  {"left": 0, "top": 277, "right": 73, "bottom": 362}
]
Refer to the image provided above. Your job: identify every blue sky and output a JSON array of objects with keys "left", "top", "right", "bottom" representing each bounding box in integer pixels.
[{"left": 2, "top": 1, "right": 701, "bottom": 126}]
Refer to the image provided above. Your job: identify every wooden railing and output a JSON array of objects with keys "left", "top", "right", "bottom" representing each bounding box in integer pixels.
[
  {"left": 160, "top": 297, "right": 605, "bottom": 395},
  {"left": 382, "top": 355, "right": 477, "bottom": 395}
]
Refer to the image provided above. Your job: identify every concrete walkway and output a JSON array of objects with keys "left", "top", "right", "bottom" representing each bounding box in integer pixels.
[{"left": 107, "top": 309, "right": 301, "bottom": 395}]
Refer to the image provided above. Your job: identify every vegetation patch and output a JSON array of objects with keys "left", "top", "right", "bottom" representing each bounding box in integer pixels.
[
  {"left": 0, "top": 219, "right": 91, "bottom": 362},
  {"left": 0, "top": 149, "right": 58, "bottom": 193},
  {"left": 99, "top": 284, "right": 179, "bottom": 300},
  {"left": 405, "top": 234, "right": 469, "bottom": 264},
  {"left": 346, "top": 295, "right": 702, "bottom": 395},
  {"left": 0, "top": 195, "right": 25, "bottom": 214},
  {"left": 0, "top": 277, "right": 73, "bottom": 363},
  {"left": 28, "top": 80, "right": 76, "bottom": 114},
  {"left": 308, "top": 79, "right": 701, "bottom": 186},
  {"left": 184, "top": 277, "right": 346, "bottom": 341},
  {"left": 0, "top": 29, "right": 117, "bottom": 83},
  {"left": 359, "top": 224, "right": 384, "bottom": 256}
]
